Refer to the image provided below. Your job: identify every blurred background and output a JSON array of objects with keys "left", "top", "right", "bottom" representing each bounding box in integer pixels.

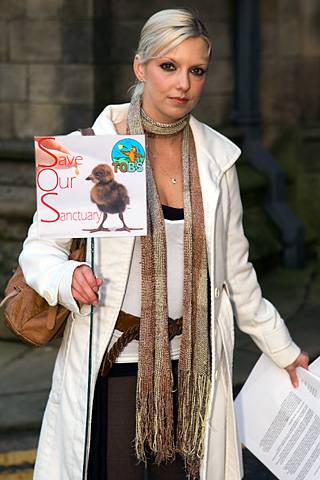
[{"left": 0, "top": 0, "right": 319, "bottom": 478}]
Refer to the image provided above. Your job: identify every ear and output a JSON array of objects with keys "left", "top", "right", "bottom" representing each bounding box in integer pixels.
[{"left": 133, "top": 54, "right": 145, "bottom": 82}]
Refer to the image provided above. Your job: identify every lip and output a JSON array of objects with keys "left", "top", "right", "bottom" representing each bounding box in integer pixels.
[{"left": 169, "top": 97, "right": 189, "bottom": 104}]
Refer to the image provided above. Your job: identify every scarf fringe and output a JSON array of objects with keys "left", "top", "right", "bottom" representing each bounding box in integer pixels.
[
  {"left": 135, "top": 371, "right": 175, "bottom": 465},
  {"left": 176, "top": 371, "right": 212, "bottom": 479}
]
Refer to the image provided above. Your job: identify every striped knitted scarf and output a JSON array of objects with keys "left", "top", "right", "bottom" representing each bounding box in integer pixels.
[{"left": 127, "top": 94, "right": 211, "bottom": 479}]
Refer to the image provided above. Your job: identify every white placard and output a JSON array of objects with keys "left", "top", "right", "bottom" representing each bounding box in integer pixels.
[{"left": 35, "top": 134, "right": 147, "bottom": 238}]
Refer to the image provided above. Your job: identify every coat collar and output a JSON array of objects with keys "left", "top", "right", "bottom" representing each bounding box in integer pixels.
[{"left": 92, "top": 103, "right": 241, "bottom": 183}]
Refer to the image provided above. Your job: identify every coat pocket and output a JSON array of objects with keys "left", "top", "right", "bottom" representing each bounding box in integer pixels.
[{"left": 50, "top": 313, "right": 74, "bottom": 404}]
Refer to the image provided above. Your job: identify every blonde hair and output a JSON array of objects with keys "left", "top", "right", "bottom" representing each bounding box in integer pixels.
[{"left": 130, "top": 9, "right": 211, "bottom": 97}]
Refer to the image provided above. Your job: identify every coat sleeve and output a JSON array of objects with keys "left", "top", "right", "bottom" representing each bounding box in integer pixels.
[
  {"left": 224, "top": 165, "right": 301, "bottom": 368},
  {"left": 19, "top": 212, "right": 90, "bottom": 314}
]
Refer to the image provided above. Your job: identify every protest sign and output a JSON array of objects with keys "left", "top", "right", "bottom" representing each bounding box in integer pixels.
[{"left": 35, "top": 134, "right": 147, "bottom": 238}]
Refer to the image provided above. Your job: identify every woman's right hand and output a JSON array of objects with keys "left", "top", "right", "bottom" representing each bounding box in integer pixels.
[
  {"left": 35, "top": 137, "right": 72, "bottom": 168},
  {"left": 71, "top": 265, "right": 103, "bottom": 306}
]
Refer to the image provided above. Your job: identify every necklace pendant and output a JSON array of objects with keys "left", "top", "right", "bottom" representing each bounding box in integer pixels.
[{"left": 171, "top": 178, "right": 177, "bottom": 184}]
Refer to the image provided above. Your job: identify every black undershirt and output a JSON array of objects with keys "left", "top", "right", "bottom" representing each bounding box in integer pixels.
[{"left": 161, "top": 204, "right": 184, "bottom": 221}]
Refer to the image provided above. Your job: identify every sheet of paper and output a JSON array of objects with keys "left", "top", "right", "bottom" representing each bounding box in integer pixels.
[
  {"left": 35, "top": 134, "right": 147, "bottom": 238},
  {"left": 235, "top": 354, "right": 320, "bottom": 480}
]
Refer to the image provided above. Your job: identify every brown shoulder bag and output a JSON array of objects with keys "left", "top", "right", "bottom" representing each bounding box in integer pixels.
[{"left": 0, "top": 238, "right": 87, "bottom": 347}]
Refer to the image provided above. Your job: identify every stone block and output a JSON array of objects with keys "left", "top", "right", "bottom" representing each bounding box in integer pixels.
[
  {"left": 279, "top": 0, "right": 301, "bottom": 19},
  {"left": 203, "top": 60, "right": 234, "bottom": 95},
  {"left": 260, "top": 59, "right": 278, "bottom": 120},
  {"left": 0, "top": 0, "right": 25, "bottom": 19},
  {"left": 109, "top": 20, "right": 140, "bottom": 64},
  {"left": 0, "top": 21, "right": 8, "bottom": 61},
  {"left": 300, "top": 58, "right": 320, "bottom": 95},
  {"left": 260, "top": 0, "right": 278, "bottom": 21},
  {"left": 26, "top": 0, "right": 93, "bottom": 19},
  {"left": 260, "top": 59, "right": 301, "bottom": 124},
  {"left": 110, "top": 64, "right": 135, "bottom": 101},
  {"left": 209, "top": 22, "right": 232, "bottom": 59},
  {"left": 61, "top": 0, "right": 93, "bottom": 19},
  {"left": 110, "top": 0, "right": 177, "bottom": 20},
  {"left": 110, "top": 0, "right": 226, "bottom": 22},
  {"left": 29, "top": 65, "right": 94, "bottom": 105},
  {"left": 0, "top": 238, "right": 25, "bottom": 294},
  {"left": 278, "top": 19, "right": 301, "bottom": 57},
  {"left": 0, "top": 161, "right": 35, "bottom": 187},
  {"left": 26, "top": 0, "right": 64, "bottom": 18},
  {"left": 62, "top": 21, "right": 93, "bottom": 63},
  {"left": 63, "top": 105, "right": 95, "bottom": 134},
  {"left": 0, "top": 184, "right": 35, "bottom": 218},
  {"left": 301, "top": 95, "right": 320, "bottom": 125},
  {"left": 261, "top": 22, "right": 278, "bottom": 59},
  {"left": 94, "top": 65, "right": 116, "bottom": 105},
  {"left": 13, "top": 103, "right": 64, "bottom": 139},
  {"left": 92, "top": 0, "right": 110, "bottom": 18},
  {"left": 277, "top": 59, "right": 301, "bottom": 120},
  {"left": 0, "top": 64, "right": 27, "bottom": 101},
  {"left": 0, "top": 104, "right": 14, "bottom": 139},
  {"left": 9, "top": 20, "right": 62, "bottom": 62},
  {"left": 209, "top": 0, "right": 232, "bottom": 21},
  {"left": 0, "top": 217, "right": 32, "bottom": 242},
  {"left": 91, "top": 18, "right": 113, "bottom": 64},
  {"left": 194, "top": 93, "right": 233, "bottom": 127},
  {"left": 302, "top": 1, "right": 320, "bottom": 56}
]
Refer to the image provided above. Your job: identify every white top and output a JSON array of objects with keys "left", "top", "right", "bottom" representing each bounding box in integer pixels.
[{"left": 108, "top": 218, "right": 184, "bottom": 362}]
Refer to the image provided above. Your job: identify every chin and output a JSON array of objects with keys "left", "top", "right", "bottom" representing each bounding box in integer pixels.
[{"left": 164, "top": 103, "right": 194, "bottom": 122}]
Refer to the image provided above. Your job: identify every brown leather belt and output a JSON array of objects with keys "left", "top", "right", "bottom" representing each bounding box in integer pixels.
[{"left": 100, "top": 311, "right": 182, "bottom": 376}]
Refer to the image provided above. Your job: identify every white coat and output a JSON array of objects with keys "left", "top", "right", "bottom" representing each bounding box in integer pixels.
[{"left": 19, "top": 103, "right": 300, "bottom": 479}]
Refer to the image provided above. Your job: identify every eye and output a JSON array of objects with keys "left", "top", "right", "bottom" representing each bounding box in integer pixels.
[
  {"left": 159, "top": 62, "right": 176, "bottom": 71},
  {"left": 191, "top": 67, "right": 207, "bottom": 76}
]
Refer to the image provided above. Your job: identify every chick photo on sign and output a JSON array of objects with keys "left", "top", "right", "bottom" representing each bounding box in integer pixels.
[
  {"left": 34, "top": 134, "right": 147, "bottom": 239},
  {"left": 84, "top": 138, "right": 145, "bottom": 233}
]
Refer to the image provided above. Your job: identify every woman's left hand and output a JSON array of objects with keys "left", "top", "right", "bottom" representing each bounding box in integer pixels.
[{"left": 285, "top": 351, "right": 309, "bottom": 388}]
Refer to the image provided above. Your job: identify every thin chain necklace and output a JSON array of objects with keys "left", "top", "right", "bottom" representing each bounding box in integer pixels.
[
  {"left": 146, "top": 136, "right": 182, "bottom": 185},
  {"left": 157, "top": 162, "right": 180, "bottom": 184},
  {"left": 141, "top": 107, "right": 189, "bottom": 184}
]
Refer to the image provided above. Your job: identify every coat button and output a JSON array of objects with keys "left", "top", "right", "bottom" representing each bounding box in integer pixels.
[{"left": 214, "top": 287, "right": 220, "bottom": 298}]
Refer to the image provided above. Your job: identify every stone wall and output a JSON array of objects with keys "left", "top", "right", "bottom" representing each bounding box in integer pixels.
[
  {"left": 1, "top": 1, "right": 320, "bottom": 139},
  {"left": 0, "top": 0, "right": 320, "bottom": 296},
  {"left": 259, "top": 0, "right": 320, "bottom": 250},
  {"left": 260, "top": 0, "right": 320, "bottom": 140},
  {"left": 0, "top": 0, "right": 95, "bottom": 142}
]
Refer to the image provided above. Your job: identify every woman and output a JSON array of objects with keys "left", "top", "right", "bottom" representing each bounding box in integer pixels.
[{"left": 20, "top": 9, "right": 308, "bottom": 480}]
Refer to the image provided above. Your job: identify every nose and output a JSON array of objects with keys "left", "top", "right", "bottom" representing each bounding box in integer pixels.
[{"left": 176, "top": 70, "right": 190, "bottom": 92}]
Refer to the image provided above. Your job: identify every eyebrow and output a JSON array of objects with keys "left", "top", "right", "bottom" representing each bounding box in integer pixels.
[{"left": 159, "top": 56, "right": 209, "bottom": 67}]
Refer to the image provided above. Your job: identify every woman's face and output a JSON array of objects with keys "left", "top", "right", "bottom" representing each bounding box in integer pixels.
[{"left": 134, "top": 36, "right": 209, "bottom": 123}]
